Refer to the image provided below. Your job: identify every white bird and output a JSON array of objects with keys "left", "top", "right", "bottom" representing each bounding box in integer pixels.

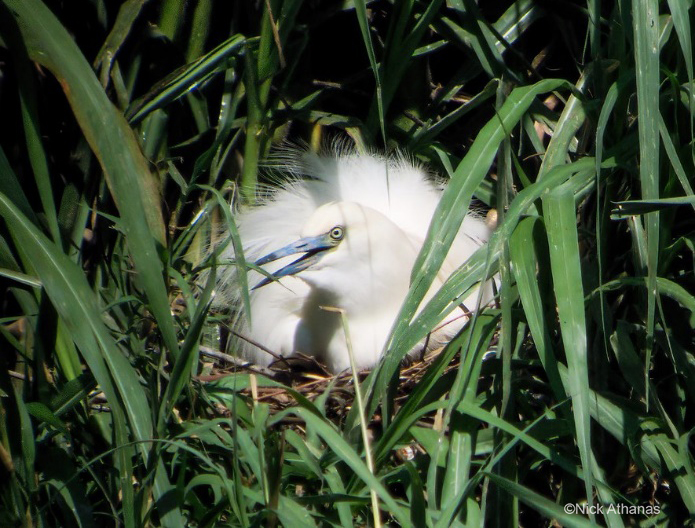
[{"left": 218, "top": 149, "right": 493, "bottom": 373}]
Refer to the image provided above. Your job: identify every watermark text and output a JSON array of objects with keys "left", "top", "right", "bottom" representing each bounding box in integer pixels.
[{"left": 564, "top": 502, "right": 660, "bottom": 516}]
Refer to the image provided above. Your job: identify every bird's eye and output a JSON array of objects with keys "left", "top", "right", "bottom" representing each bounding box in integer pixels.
[{"left": 330, "top": 226, "right": 344, "bottom": 241}]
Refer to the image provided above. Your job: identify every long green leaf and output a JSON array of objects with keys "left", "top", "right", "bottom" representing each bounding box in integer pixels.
[
  {"left": 0, "top": 192, "right": 185, "bottom": 526},
  {"left": 632, "top": 0, "right": 660, "bottom": 399},
  {"left": 370, "top": 79, "right": 569, "bottom": 417},
  {"left": 542, "top": 186, "right": 593, "bottom": 516},
  {"left": 2, "top": 0, "right": 180, "bottom": 363}
]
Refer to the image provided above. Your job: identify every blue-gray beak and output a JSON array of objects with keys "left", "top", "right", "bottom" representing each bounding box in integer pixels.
[{"left": 253, "top": 233, "right": 338, "bottom": 289}]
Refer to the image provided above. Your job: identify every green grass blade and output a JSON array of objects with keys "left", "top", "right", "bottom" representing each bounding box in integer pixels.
[
  {"left": 0, "top": 192, "right": 186, "bottom": 525},
  {"left": 185, "top": 0, "right": 212, "bottom": 63},
  {"left": 658, "top": 113, "right": 695, "bottom": 200},
  {"left": 646, "top": 423, "right": 695, "bottom": 513},
  {"left": 632, "top": 0, "right": 661, "bottom": 399},
  {"left": 353, "top": 0, "right": 386, "bottom": 142},
  {"left": 372, "top": 79, "right": 569, "bottom": 406},
  {"left": 7, "top": 28, "right": 61, "bottom": 243},
  {"left": 126, "top": 34, "right": 245, "bottom": 125},
  {"left": 438, "top": 314, "right": 499, "bottom": 521},
  {"left": 483, "top": 473, "right": 594, "bottom": 527},
  {"left": 157, "top": 265, "right": 214, "bottom": 431},
  {"left": 195, "top": 184, "right": 252, "bottom": 327},
  {"left": 542, "top": 186, "right": 594, "bottom": 516},
  {"left": 667, "top": 0, "right": 693, "bottom": 84},
  {"left": 509, "top": 217, "right": 565, "bottom": 401},
  {"left": 0, "top": 145, "right": 39, "bottom": 228},
  {"left": 3, "top": 0, "right": 180, "bottom": 361},
  {"left": 0, "top": 195, "right": 152, "bottom": 445},
  {"left": 277, "top": 406, "right": 411, "bottom": 526},
  {"left": 373, "top": 313, "right": 499, "bottom": 468},
  {"left": 93, "top": 0, "right": 148, "bottom": 88}
]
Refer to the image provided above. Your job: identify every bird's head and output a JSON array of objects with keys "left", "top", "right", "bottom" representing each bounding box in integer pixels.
[{"left": 252, "top": 201, "right": 416, "bottom": 299}]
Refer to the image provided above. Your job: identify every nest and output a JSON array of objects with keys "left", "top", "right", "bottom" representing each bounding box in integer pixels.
[{"left": 198, "top": 345, "right": 462, "bottom": 427}]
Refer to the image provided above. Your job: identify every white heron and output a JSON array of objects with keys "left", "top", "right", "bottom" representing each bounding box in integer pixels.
[{"left": 218, "top": 149, "right": 494, "bottom": 373}]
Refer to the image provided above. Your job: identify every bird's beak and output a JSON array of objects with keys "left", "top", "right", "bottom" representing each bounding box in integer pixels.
[{"left": 253, "top": 233, "right": 337, "bottom": 289}]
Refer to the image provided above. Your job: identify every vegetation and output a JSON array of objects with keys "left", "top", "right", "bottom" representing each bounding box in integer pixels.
[{"left": 1, "top": 0, "right": 694, "bottom": 526}]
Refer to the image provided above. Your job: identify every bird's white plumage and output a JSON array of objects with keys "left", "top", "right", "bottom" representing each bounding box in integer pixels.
[{"left": 218, "top": 150, "right": 493, "bottom": 373}]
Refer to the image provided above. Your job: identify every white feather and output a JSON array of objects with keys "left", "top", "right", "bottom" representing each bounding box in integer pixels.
[{"left": 216, "top": 149, "right": 494, "bottom": 372}]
